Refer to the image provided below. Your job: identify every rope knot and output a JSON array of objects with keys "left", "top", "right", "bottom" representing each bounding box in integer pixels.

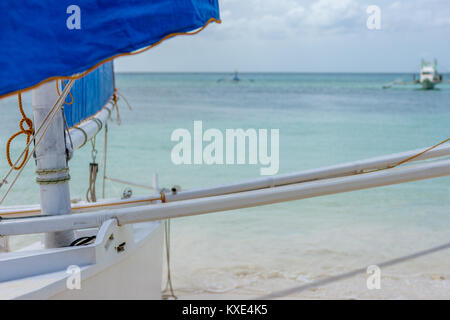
[
  {"left": 6, "top": 93, "right": 34, "bottom": 170},
  {"left": 19, "top": 117, "right": 33, "bottom": 135}
]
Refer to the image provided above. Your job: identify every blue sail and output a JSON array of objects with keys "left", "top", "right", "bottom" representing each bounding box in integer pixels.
[
  {"left": 63, "top": 62, "right": 115, "bottom": 128},
  {"left": 0, "top": 0, "right": 220, "bottom": 98}
]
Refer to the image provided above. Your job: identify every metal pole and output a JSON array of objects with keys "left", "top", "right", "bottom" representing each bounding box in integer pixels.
[
  {"left": 3, "top": 158, "right": 450, "bottom": 236},
  {"left": 32, "top": 81, "right": 74, "bottom": 248}
]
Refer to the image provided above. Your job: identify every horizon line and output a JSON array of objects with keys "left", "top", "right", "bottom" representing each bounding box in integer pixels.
[{"left": 115, "top": 71, "right": 450, "bottom": 74}]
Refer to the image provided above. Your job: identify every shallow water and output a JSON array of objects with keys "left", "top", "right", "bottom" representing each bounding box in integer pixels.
[{"left": 1, "top": 73, "right": 450, "bottom": 298}]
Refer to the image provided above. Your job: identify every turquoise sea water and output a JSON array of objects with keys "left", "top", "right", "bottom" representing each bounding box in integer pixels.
[{"left": 1, "top": 73, "right": 450, "bottom": 298}]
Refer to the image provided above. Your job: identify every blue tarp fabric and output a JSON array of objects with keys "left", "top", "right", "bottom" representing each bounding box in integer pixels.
[
  {"left": 0, "top": 0, "right": 220, "bottom": 98},
  {"left": 63, "top": 61, "right": 114, "bottom": 127}
]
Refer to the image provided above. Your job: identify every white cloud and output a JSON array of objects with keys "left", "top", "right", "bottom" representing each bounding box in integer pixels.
[
  {"left": 382, "top": 0, "right": 450, "bottom": 30},
  {"left": 305, "top": 0, "right": 360, "bottom": 28},
  {"left": 115, "top": 0, "right": 450, "bottom": 73},
  {"left": 212, "top": 0, "right": 450, "bottom": 40},
  {"left": 213, "top": 0, "right": 364, "bottom": 40}
]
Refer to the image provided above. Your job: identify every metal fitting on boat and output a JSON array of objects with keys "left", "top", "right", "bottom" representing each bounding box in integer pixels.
[
  {"left": 171, "top": 185, "right": 181, "bottom": 194},
  {"left": 122, "top": 187, "right": 132, "bottom": 199}
]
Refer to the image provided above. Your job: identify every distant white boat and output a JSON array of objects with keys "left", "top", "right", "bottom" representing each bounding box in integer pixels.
[
  {"left": 415, "top": 59, "right": 443, "bottom": 90},
  {"left": 383, "top": 59, "right": 444, "bottom": 90}
]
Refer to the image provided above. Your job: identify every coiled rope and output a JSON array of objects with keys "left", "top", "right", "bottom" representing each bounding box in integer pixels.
[
  {"left": 0, "top": 79, "right": 76, "bottom": 204},
  {"left": 6, "top": 93, "right": 34, "bottom": 170},
  {"left": 36, "top": 174, "right": 71, "bottom": 185}
]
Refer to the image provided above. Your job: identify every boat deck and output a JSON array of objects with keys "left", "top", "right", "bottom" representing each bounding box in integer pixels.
[{"left": 0, "top": 221, "right": 162, "bottom": 299}]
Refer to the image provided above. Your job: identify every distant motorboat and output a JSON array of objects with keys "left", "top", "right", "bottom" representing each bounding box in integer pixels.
[
  {"left": 383, "top": 59, "right": 443, "bottom": 90},
  {"left": 414, "top": 59, "right": 443, "bottom": 90}
]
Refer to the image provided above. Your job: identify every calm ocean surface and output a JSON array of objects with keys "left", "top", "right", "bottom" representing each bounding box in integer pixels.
[{"left": 1, "top": 73, "right": 450, "bottom": 298}]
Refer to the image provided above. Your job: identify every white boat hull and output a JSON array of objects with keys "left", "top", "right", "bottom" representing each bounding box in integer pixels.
[
  {"left": 421, "top": 79, "right": 436, "bottom": 90},
  {"left": 0, "top": 220, "right": 164, "bottom": 300}
]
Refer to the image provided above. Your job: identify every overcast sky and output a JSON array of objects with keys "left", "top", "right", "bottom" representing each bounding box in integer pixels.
[{"left": 115, "top": 0, "right": 450, "bottom": 73}]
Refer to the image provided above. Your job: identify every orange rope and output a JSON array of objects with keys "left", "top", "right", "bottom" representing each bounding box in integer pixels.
[
  {"left": 358, "top": 137, "right": 450, "bottom": 174},
  {"left": 111, "top": 91, "right": 121, "bottom": 125},
  {"left": 112, "top": 91, "right": 118, "bottom": 106},
  {"left": 6, "top": 93, "right": 34, "bottom": 170},
  {"left": 56, "top": 80, "right": 73, "bottom": 106},
  {"left": 396, "top": 138, "right": 450, "bottom": 166}
]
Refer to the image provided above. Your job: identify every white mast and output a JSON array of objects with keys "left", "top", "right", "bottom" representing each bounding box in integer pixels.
[{"left": 32, "top": 81, "right": 74, "bottom": 248}]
